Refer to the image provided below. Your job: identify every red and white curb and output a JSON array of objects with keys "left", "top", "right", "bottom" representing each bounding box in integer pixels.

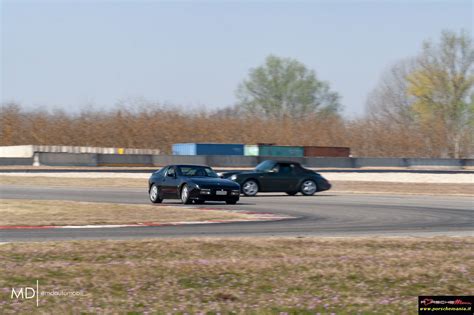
[{"left": 0, "top": 207, "right": 296, "bottom": 230}]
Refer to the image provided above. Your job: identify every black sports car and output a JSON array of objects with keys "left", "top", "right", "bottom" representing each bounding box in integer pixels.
[
  {"left": 221, "top": 160, "right": 331, "bottom": 196},
  {"left": 148, "top": 164, "right": 241, "bottom": 204}
]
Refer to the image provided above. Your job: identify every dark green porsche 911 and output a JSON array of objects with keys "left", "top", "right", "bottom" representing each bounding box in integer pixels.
[{"left": 221, "top": 160, "right": 331, "bottom": 197}]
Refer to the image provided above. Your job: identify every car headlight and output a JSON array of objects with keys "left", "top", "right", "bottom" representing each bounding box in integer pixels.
[
  {"left": 231, "top": 190, "right": 240, "bottom": 195},
  {"left": 230, "top": 174, "right": 237, "bottom": 180}
]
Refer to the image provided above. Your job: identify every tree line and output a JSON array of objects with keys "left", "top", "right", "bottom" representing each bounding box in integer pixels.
[{"left": 1, "top": 30, "right": 473, "bottom": 158}]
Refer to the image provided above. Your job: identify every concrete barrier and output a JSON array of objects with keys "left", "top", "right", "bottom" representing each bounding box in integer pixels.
[
  {"left": 406, "top": 158, "right": 464, "bottom": 169},
  {"left": 207, "top": 155, "right": 258, "bottom": 167},
  {"left": 354, "top": 157, "right": 407, "bottom": 168},
  {"left": 258, "top": 156, "right": 305, "bottom": 164},
  {"left": 0, "top": 157, "right": 34, "bottom": 166},
  {"left": 152, "top": 155, "right": 208, "bottom": 166},
  {"left": 304, "top": 157, "right": 354, "bottom": 168},
  {"left": 0, "top": 152, "right": 472, "bottom": 169},
  {"left": 0, "top": 145, "right": 35, "bottom": 158},
  {"left": 37, "top": 153, "right": 98, "bottom": 166},
  {"left": 0, "top": 145, "right": 160, "bottom": 157},
  {"left": 98, "top": 154, "right": 154, "bottom": 166}
]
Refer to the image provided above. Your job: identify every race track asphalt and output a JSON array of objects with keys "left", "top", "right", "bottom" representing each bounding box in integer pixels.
[{"left": 1, "top": 185, "right": 473, "bottom": 242}]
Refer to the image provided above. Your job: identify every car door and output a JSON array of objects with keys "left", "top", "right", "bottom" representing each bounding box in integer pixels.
[
  {"left": 161, "top": 166, "right": 179, "bottom": 198},
  {"left": 259, "top": 163, "right": 300, "bottom": 192},
  {"left": 276, "top": 163, "right": 301, "bottom": 192},
  {"left": 257, "top": 163, "right": 283, "bottom": 191}
]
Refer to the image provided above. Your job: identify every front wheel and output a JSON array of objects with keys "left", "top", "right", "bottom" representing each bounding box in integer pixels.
[
  {"left": 242, "top": 180, "right": 259, "bottom": 196},
  {"left": 149, "top": 184, "right": 163, "bottom": 203},
  {"left": 181, "top": 184, "right": 192, "bottom": 204},
  {"left": 300, "top": 180, "right": 317, "bottom": 196}
]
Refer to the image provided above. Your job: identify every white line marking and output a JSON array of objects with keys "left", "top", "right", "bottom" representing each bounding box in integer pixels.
[{"left": 36, "top": 280, "right": 39, "bottom": 307}]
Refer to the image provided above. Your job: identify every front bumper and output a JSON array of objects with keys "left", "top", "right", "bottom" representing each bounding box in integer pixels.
[{"left": 188, "top": 187, "right": 240, "bottom": 201}]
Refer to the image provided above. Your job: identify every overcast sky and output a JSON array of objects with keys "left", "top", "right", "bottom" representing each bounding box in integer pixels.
[{"left": 1, "top": 0, "right": 472, "bottom": 117}]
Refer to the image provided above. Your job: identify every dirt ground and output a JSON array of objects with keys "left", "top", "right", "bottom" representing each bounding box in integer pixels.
[{"left": 0, "top": 199, "right": 260, "bottom": 226}]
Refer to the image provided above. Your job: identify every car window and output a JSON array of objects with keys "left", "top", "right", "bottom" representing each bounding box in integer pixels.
[
  {"left": 178, "top": 166, "right": 218, "bottom": 178},
  {"left": 256, "top": 160, "right": 276, "bottom": 172},
  {"left": 277, "top": 164, "right": 293, "bottom": 174},
  {"left": 156, "top": 167, "right": 166, "bottom": 175},
  {"left": 167, "top": 167, "right": 175, "bottom": 177}
]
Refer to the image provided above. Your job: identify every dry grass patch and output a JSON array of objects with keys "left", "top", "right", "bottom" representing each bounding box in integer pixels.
[
  {"left": 0, "top": 237, "right": 472, "bottom": 313},
  {"left": 0, "top": 199, "right": 254, "bottom": 226}
]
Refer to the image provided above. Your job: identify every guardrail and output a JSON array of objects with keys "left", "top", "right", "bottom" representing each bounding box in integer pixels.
[{"left": 0, "top": 153, "right": 472, "bottom": 169}]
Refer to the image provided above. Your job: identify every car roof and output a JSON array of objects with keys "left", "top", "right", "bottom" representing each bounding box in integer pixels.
[
  {"left": 165, "top": 164, "right": 212, "bottom": 168},
  {"left": 263, "top": 160, "right": 302, "bottom": 165}
]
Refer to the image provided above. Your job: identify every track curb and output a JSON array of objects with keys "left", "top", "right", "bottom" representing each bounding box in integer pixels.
[{"left": 0, "top": 206, "right": 296, "bottom": 230}]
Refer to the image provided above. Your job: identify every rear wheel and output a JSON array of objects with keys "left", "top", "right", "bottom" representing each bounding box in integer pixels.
[
  {"left": 242, "top": 180, "right": 259, "bottom": 196},
  {"left": 300, "top": 180, "right": 317, "bottom": 196},
  {"left": 149, "top": 184, "right": 163, "bottom": 203},
  {"left": 286, "top": 191, "right": 298, "bottom": 196},
  {"left": 181, "top": 184, "right": 192, "bottom": 204}
]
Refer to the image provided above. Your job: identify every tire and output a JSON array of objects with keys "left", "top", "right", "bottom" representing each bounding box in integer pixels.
[
  {"left": 300, "top": 180, "right": 317, "bottom": 196},
  {"left": 241, "top": 180, "right": 259, "bottom": 196},
  {"left": 226, "top": 200, "right": 237, "bottom": 205},
  {"left": 149, "top": 184, "right": 163, "bottom": 203},
  {"left": 180, "top": 184, "right": 192, "bottom": 204},
  {"left": 286, "top": 191, "right": 298, "bottom": 196}
]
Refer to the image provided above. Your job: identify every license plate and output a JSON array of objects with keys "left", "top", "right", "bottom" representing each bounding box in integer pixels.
[{"left": 216, "top": 190, "right": 227, "bottom": 195}]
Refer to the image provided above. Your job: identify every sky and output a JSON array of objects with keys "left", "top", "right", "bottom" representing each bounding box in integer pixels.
[{"left": 1, "top": 0, "right": 472, "bottom": 117}]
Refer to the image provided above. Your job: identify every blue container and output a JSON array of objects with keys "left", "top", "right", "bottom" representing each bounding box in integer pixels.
[{"left": 172, "top": 143, "right": 244, "bottom": 156}]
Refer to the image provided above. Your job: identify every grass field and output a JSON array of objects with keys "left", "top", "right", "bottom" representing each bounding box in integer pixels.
[
  {"left": 1, "top": 237, "right": 472, "bottom": 313},
  {"left": 1, "top": 175, "right": 472, "bottom": 195},
  {"left": 0, "top": 199, "right": 257, "bottom": 226}
]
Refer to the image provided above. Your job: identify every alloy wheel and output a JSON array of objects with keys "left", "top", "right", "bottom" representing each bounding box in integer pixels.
[
  {"left": 242, "top": 180, "right": 258, "bottom": 196},
  {"left": 301, "top": 180, "right": 317, "bottom": 195}
]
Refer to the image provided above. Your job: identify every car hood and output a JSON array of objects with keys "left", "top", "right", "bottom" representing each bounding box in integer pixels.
[{"left": 189, "top": 177, "right": 240, "bottom": 189}]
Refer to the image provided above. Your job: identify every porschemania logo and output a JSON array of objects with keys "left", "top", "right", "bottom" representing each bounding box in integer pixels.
[{"left": 420, "top": 298, "right": 472, "bottom": 306}]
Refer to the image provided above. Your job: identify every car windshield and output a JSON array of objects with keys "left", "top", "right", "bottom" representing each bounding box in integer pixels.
[
  {"left": 178, "top": 166, "right": 219, "bottom": 178},
  {"left": 255, "top": 160, "right": 276, "bottom": 172}
]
